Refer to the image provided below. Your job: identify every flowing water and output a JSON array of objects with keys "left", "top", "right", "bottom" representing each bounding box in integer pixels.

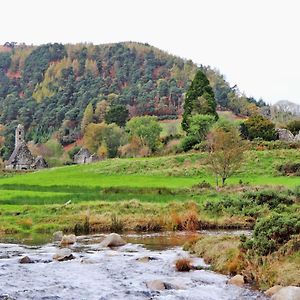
[{"left": 0, "top": 232, "right": 268, "bottom": 300}]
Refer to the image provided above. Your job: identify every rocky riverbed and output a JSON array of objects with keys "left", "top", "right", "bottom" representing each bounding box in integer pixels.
[{"left": 0, "top": 233, "right": 268, "bottom": 300}]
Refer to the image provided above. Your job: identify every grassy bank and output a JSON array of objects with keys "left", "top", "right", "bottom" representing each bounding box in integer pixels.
[
  {"left": 0, "top": 199, "right": 257, "bottom": 237},
  {"left": 186, "top": 234, "right": 300, "bottom": 290}
]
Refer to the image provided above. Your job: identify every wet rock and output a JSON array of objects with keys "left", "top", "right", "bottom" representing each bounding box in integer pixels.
[
  {"left": 100, "top": 233, "right": 126, "bottom": 247},
  {"left": 265, "top": 285, "right": 283, "bottom": 297},
  {"left": 146, "top": 280, "right": 166, "bottom": 290},
  {"left": 0, "top": 295, "right": 15, "bottom": 300},
  {"left": 53, "top": 231, "right": 63, "bottom": 241},
  {"left": 19, "top": 256, "right": 33, "bottom": 264},
  {"left": 228, "top": 274, "right": 244, "bottom": 286},
  {"left": 53, "top": 248, "right": 75, "bottom": 262},
  {"left": 80, "top": 258, "right": 97, "bottom": 264},
  {"left": 60, "top": 234, "right": 76, "bottom": 246},
  {"left": 164, "top": 281, "right": 186, "bottom": 290},
  {"left": 136, "top": 256, "right": 157, "bottom": 263},
  {"left": 146, "top": 280, "right": 185, "bottom": 291},
  {"left": 271, "top": 286, "right": 300, "bottom": 300}
]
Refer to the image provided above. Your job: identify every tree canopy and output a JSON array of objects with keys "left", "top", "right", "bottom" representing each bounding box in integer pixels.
[{"left": 182, "top": 70, "right": 218, "bottom": 132}]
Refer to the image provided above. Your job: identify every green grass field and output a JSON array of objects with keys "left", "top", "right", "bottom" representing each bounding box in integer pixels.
[{"left": 0, "top": 149, "right": 299, "bottom": 236}]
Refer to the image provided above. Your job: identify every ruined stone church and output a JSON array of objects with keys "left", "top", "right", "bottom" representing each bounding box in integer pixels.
[{"left": 6, "top": 124, "right": 48, "bottom": 170}]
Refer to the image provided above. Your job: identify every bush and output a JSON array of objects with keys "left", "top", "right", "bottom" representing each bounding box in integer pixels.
[
  {"left": 204, "top": 197, "right": 264, "bottom": 218},
  {"left": 175, "top": 258, "right": 192, "bottom": 272},
  {"left": 286, "top": 120, "right": 300, "bottom": 136},
  {"left": 240, "top": 115, "right": 278, "bottom": 141},
  {"left": 243, "top": 190, "right": 294, "bottom": 209},
  {"left": 180, "top": 135, "right": 198, "bottom": 152},
  {"left": 245, "top": 214, "right": 300, "bottom": 255},
  {"left": 277, "top": 162, "right": 300, "bottom": 176}
]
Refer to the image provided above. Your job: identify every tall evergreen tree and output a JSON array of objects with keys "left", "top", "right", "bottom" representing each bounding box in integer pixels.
[{"left": 182, "top": 70, "right": 218, "bottom": 132}]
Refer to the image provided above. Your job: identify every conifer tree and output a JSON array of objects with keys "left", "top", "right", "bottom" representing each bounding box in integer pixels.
[{"left": 182, "top": 70, "right": 218, "bottom": 132}]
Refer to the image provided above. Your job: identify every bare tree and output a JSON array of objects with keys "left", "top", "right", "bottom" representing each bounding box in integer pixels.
[{"left": 206, "top": 126, "right": 246, "bottom": 186}]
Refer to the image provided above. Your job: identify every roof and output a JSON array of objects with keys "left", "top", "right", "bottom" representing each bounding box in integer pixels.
[{"left": 6, "top": 142, "right": 34, "bottom": 166}]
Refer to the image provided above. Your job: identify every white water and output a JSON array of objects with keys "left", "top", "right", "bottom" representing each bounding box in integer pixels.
[{"left": 0, "top": 234, "right": 268, "bottom": 300}]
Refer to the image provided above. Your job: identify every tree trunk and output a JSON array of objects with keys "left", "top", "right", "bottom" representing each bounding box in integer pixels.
[{"left": 222, "top": 177, "right": 226, "bottom": 187}]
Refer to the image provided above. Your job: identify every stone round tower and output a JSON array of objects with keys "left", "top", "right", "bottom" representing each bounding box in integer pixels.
[{"left": 15, "top": 124, "right": 25, "bottom": 147}]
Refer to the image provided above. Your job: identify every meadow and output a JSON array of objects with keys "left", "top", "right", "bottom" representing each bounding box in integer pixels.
[{"left": 0, "top": 149, "right": 299, "bottom": 236}]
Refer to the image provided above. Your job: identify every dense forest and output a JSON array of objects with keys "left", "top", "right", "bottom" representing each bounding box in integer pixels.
[{"left": 0, "top": 42, "right": 265, "bottom": 158}]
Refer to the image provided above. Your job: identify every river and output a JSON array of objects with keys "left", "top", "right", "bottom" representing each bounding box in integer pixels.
[{"left": 0, "top": 232, "right": 268, "bottom": 300}]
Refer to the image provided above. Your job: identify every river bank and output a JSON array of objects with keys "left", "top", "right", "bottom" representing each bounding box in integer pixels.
[
  {"left": 186, "top": 234, "right": 300, "bottom": 291},
  {"left": 0, "top": 199, "right": 256, "bottom": 237}
]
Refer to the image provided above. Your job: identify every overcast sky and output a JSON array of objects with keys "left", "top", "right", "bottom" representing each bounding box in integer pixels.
[{"left": 1, "top": 0, "right": 299, "bottom": 104}]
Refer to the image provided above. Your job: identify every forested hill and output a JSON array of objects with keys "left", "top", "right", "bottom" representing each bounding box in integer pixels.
[{"left": 0, "top": 42, "right": 265, "bottom": 147}]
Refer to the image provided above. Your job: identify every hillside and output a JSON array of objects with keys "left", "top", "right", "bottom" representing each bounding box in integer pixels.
[{"left": 0, "top": 42, "right": 265, "bottom": 156}]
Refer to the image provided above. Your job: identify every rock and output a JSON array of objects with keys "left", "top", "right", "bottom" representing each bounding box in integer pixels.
[
  {"left": 100, "top": 233, "right": 126, "bottom": 247},
  {"left": 146, "top": 280, "right": 166, "bottom": 291},
  {"left": 276, "top": 128, "right": 295, "bottom": 142},
  {"left": 53, "top": 231, "right": 63, "bottom": 241},
  {"left": 265, "top": 285, "right": 283, "bottom": 297},
  {"left": 146, "top": 279, "right": 184, "bottom": 291},
  {"left": 53, "top": 248, "right": 75, "bottom": 262},
  {"left": 60, "top": 234, "right": 76, "bottom": 245},
  {"left": 0, "top": 295, "right": 15, "bottom": 300},
  {"left": 228, "top": 274, "right": 244, "bottom": 286},
  {"left": 80, "top": 258, "right": 97, "bottom": 264},
  {"left": 137, "top": 256, "right": 157, "bottom": 263},
  {"left": 164, "top": 281, "right": 186, "bottom": 290},
  {"left": 19, "top": 256, "right": 33, "bottom": 264},
  {"left": 295, "top": 132, "right": 300, "bottom": 142},
  {"left": 271, "top": 286, "right": 300, "bottom": 300}
]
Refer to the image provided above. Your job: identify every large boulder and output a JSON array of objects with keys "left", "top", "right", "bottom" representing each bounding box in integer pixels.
[
  {"left": 60, "top": 234, "right": 76, "bottom": 246},
  {"left": 271, "top": 286, "right": 300, "bottom": 300},
  {"left": 276, "top": 128, "right": 295, "bottom": 142},
  {"left": 228, "top": 274, "right": 244, "bottom": 286},
  {"left": 294, "top": 132, "right": 300, "bottom": 142},
  {"left": 53, "top": 231, "right": 63, "bottom": 242},
  {"left": 265, "top": 285, "right": 283, "bottom": 297},
  {"left": 100, "top": 233, "right": 126, "bottom": 247},
  {"left": 53, "top": 248, "right": 75, "bottom": 262}
]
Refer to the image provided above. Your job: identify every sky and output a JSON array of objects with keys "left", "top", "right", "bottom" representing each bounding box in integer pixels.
[{"left": 1, "top": 0, "right": 299, "bottom": 104}]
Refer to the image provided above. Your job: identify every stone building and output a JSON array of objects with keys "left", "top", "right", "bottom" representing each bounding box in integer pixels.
[
  {"left": 6, "top": 124, "right": 48, "bottom": 170},
  {"left": 73, "top": 148, "right": 99, "bottom": 164}
]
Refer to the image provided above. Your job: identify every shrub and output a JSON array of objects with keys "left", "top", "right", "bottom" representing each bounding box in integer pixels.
[
  {"left": 277, "top": 162, "right": 300, "bottom": 176},
  {"left": 244, "top": 190, "right": 294, "bottom": 209},
  {"left": 240, "top": 115, "right": 278, "bottom": 141},
  {"left": 286, "top": 119, "right": 300, "bottom": 135},
  {"left": 243, "top": 214, "right": 300, "bottom": 255},
  {"left": 175, "top": 258, "right": 192, "bottom": 272},
  {"left": 180, "top": 135, "right": 198, "bottom": 152}
]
